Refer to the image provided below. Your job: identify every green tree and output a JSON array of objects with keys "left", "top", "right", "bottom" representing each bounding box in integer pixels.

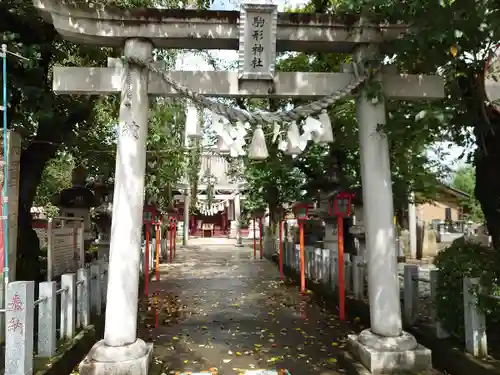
[
  {"left": 451, "top": 165, "right": 484, "bottom": 223},
  {"left": 328, "top": 0, "right": 500, "bottom": 252},
  {"left": 1, "top": 0, "right": 201, "bottom": 280},
  {"left": 34, "top": 153, "right": 73, "bottom": 207},
  {"left": 145, "top": 101, "right": 187, "bottom": 207}
]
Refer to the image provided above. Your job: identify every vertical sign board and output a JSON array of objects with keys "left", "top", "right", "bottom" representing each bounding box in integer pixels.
[
  {"left": 0, "top": 131, "right": 21, "bottom": 281},
  {"left": 238, "top": 2, "right": 278, "bottom": 80},
  {"left": 47, "top": 223, "right": 83, "bottom": 280}
]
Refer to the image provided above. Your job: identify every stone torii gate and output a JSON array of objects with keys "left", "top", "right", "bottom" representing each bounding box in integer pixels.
[{"left": 33, "top": 0, "right": 449, "bottom": 374}]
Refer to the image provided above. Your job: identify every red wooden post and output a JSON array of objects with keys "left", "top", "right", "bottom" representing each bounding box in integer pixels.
[
  {"left": 173, "top": 218, "right": 177, "bottom": 258},
  {"left": 337, "top": 215, "right": 345, "bottom": 320},
  {"left": 155, "top": 223, "right": 160, "bottom": 281},
  {"left": 145, "top": 224, "right": 150, "bottom": 296},
  {"left": 294, "top": 203, "right": 311, "bottom": 294},
  {"left": 299, "top": 220, "right": 305, "bottom": 294},
  {"left": 259, "top": 217, "right": 263, "bottom": 259},
  {"left": 169, "top": 217, "right": 173, "bottom": 262},
  {"left": 253, "top": 218, "right": 257, "bottom": 259},
  {"left": 279, "top": 219, "right": 284, "bottom": 279},
  {"left": 330, "top": 191, "right": 354, "bottom": 321}
]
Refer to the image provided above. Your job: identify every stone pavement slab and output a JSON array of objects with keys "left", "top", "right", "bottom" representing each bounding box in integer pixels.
[{"left": 138, "top": 245, "right": 369, "bottom": 375}]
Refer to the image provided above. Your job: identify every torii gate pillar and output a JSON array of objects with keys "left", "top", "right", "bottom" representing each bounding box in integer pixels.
[
  {"left": 346, "top": 45, "right": 432, "bottom": 373},
  {"left": 80, "top": 38, "right": 155, "bottom": 375}
]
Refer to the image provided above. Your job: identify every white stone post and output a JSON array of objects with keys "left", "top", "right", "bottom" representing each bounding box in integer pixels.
[
  {"left": 345, "top": 253, "right": 352, "bottom": 293},
  {"left": 100, "top": 260, "right": 108, "bottom": 302},
  {"left": 403, "top": 265, "right": 419, "bottom": 326},
  {"left": 61, "top": 273, "right": 76, "bottom": 340},
  {"left": 38, "top": 281, "right": 57, "bottom": 358},
  {"left": 314, "top": 247, "right": 321, "bottom": 280},
  {"left": 321, "top": 248, "right": 329, "bottom": 284},
  {"left": 429, "top": 269, "right": 449, "bottom": 339},
  {"left": 77, "top": 268, "right": 90, "bottom": 327},
  {"left": 408, "top": 192, "right": 417, "bottom": 259},
  {"left": 463, "top": 277, "right": 487, "bottom": 357},
  {"left": 355, "top": 51, "right": 402, "bottom": 338},
  {"left": 91, "top": 263, "right": 102, "bottom": 315},
  {"left": 353, "top": 255, "right": 364, "bottom": 300},
  {"left": 5, "top": 281, "right": 34, "bottom": 375},
  {"left": 80, "top": 39, "right": 154, "bottom": 375},
  {"left": 330, "top": 250, "right": 338, "bottom": 289}
]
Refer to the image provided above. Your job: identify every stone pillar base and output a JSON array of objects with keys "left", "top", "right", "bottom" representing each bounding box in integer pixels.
[
  {"left": 79, "top": 339, "right": 153, "bottom": 375},
  {"left": 229, "top": 221, "right": 238, "bottom": 239},
  {"left": 347, "top": 329, "right": 431, "bottom": 374}
]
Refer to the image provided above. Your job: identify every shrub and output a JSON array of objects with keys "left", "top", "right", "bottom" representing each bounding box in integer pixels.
[{"left": 434, "top": 237, "right": 500, "bottom": 339}]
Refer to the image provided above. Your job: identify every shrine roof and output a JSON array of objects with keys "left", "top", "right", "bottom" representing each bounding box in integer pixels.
[{"left": 33, "top": 0, "right": 407, "bottom": 52}]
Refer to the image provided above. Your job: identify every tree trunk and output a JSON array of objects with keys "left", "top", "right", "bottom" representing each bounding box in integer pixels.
[
  {"left": 16, "top": 141, "right": 58, "bottom": 281},
  {"left": 15, "top": 102, "right": 94, "bottom": 281},
  {"left": 458, "top": 69, "right": 500, "bottom": 260},
  {"left": 474, "top": 108, "right": 500, "bottom": 254}
]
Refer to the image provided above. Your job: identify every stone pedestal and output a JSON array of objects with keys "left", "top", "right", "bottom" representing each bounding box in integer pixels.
[
  {"left": 79, "top": 339, "right": 153, "bottom": 375},
  {"left": 347, "top": 330, "right": 432, "bottom": 374}
]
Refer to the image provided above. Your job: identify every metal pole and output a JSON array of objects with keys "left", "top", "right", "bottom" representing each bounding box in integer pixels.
[
  {"left": 2, "top": 44, "right": 9, "bottom": 286},
  {"left": 183, "top": 121, "right": 190, "bottom": 246}
]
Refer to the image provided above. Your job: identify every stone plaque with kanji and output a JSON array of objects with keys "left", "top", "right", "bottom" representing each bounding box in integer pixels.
[{"left": 238, "top": 3, "right": 277, "bottom": 80}]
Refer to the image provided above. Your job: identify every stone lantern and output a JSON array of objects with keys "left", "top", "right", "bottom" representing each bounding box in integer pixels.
[{"left": 53, "top": 167, "right": 98, "bottom": 246}]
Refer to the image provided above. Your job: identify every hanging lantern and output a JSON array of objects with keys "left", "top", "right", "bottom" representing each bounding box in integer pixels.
[
  {"left": 293, "top": 202, "right": 312, "bottom": 221},
  {"left": 248, "top": 125, "right": 269, "bottom": 160},
  {"left": 329, "top": 192, "right": 354, "bottom": 217},
  {"left": 185, "top": 103, "right": 201, "bottom": 138}
]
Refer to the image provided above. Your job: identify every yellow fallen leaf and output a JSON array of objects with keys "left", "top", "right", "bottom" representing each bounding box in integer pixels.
[
  {"left": 202, "top": 326, "right": 208, "bottom": 329},
  {"left": 331, "top": 342, "right": 338, "bottom": 347},
  {"left": 450, "top": 45, "right": 458, "bottom": 57},
  {"left": 173, "top": 336, "right": 179, "bottom": 340},
  {"left": 328, "top": 358, "right": 337, "bottom": 363}
]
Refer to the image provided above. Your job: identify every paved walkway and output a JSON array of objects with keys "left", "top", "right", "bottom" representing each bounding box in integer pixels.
[{"left": 139, "top": 244, "right": 364, "bottom": 375}]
